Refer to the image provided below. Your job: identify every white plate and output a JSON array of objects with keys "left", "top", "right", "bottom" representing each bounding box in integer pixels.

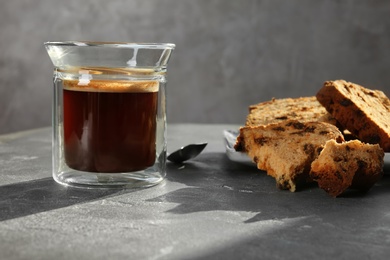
[
  {"left": 223, "top": 129, "right": 390, "bottom": 168},
  {"left": 223, "top": 129, "right": 254, "bottom": 166}
]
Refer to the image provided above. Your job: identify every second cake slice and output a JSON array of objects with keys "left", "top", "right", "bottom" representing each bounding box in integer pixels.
[{"left": 235, "top": 120, "right": 345, "bottom": 192}]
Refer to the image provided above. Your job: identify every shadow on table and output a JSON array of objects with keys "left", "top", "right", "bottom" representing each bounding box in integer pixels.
[
  {"left": 0, "top": 177, "right": 129, "bottom": 222},
  {"left": 151, "top": 152, "right": 390, "bottom": 223}
]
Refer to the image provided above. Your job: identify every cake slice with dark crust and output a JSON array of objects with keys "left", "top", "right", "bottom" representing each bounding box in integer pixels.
[
  {"left": 246, "top": 96, "right": 338, "bottom": 127},
  {"left": 234, "top": 120, "right": 344, "bottom": 192},
  {"left": 310, "top": 139, "right": 384, "bottom": 197},
  {"left": 316, "top": 80, "right": 390, "bottom": 152}
]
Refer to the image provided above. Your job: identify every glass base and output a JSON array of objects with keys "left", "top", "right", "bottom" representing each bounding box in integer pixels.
[{"left": 53, "top": 168, "right": 164, "bottom": 189}]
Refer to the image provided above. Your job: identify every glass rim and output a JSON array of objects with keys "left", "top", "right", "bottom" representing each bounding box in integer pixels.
[{"left": 44, "top": 41, "right": 175, "bottom": 50}]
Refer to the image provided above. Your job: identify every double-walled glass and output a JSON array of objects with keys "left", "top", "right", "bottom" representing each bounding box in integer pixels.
[{"left": 45, "top": 41, "right": 175, "bottom": 188}]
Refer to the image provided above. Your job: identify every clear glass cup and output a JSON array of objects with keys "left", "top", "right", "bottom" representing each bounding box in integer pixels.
[{"left": 45, "top": 41, "right": 175, "bottom": 188}]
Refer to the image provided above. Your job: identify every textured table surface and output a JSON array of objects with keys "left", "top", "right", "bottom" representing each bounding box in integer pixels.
[{"left": 1, "top": 124, "right": 390, "bottom": 260}]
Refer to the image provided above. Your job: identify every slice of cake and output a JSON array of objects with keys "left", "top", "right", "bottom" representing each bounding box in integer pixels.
[
  {"left": 246, "top": 96, "right": 338, "bottom": 127},
  {"left": 310, "top": 139, "right": 384, "bottom": 197},
  {"left": 234, "top": 120, "right": 345, "bottom": 192},
  {"left": 316, "top": 80, "right": 390, "bottom": 152}
]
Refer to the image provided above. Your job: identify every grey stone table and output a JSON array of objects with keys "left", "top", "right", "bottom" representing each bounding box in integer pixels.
[{"left": 1, "top": 124, "right": 390, "bottom": 260}]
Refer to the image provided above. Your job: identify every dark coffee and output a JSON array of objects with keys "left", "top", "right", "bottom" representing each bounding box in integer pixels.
[{"left": 63, "top": 80, "right": 158, "bottom": 173}]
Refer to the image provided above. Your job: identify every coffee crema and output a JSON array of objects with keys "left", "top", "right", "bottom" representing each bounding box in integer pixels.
[{"left": 62, "top": 79, "right": 159, "bottom": 173}]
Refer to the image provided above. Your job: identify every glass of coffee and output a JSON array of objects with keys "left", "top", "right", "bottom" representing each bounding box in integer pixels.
[{"left": 45, "top": 41, "right": 175, "bottom": 188}]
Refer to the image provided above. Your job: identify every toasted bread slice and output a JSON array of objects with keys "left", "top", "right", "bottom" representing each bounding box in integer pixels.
[
  {"left": 235, "top": 120, "right": 344, "bottom": 192},
  {"left": 246, "top": 96, "right": 338, "bottom": 127},
  {"left": 316, "top": 80, "right": 390, "bottom": 152}
]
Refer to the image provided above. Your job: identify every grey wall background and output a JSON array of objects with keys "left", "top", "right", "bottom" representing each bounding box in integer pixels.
[{"left": 1, "top": 0, "right": 390, "bottom": 134}]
